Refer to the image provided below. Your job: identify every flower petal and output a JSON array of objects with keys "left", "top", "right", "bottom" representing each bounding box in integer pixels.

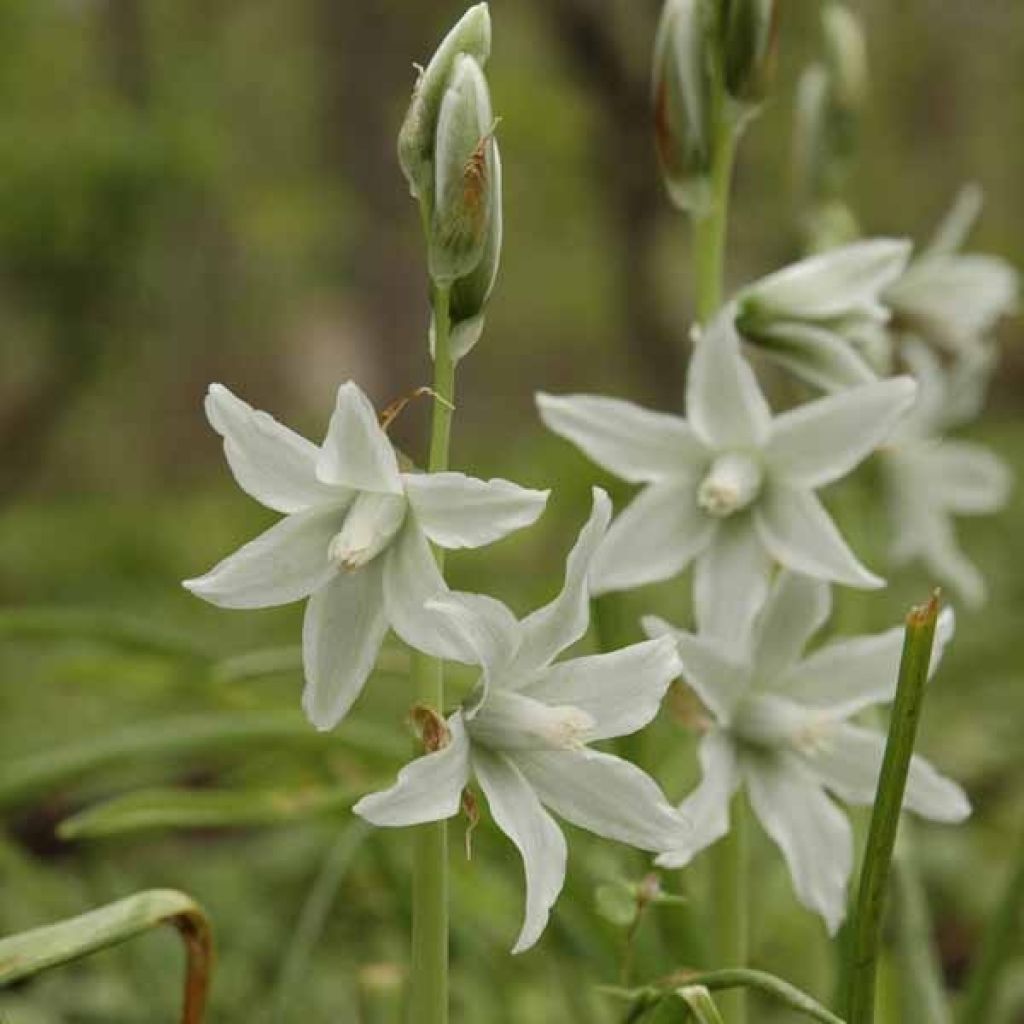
[
  {"left": 403, "top": 471, "right": 549, "bottom": 549},
  {"left": 183, "top": 504, "right": 342, "bottom": 609},
  {"left": 804, "top": 724, "right": 970, "bottom": 823},
  {"left": 744, "top": 754, "right": 853, "bottom": 935},
  {"left": 657, "top": 730, "right": 740, "bottom": 868},
  {"left": 519, "top": 636, "right": 681, "bottom": 741},
  {"left": 473, "top": 747, "right": 567, "bottom": 954},
  {"left": 353, "top": 713, "right": 471, "bottom": 826},
  {"left": 765, "top": 377, "right": 917, "bottom": 489},
  {"left": 693, "top": 517, "right": 773, "bottom": 642},
  {"left": 301, "top": 563, "right": 388, "bottom": 731},
  {"left": 204, "top": 383, "right": 344, "bottom": 513},
  {"left": 536, "top": 392, "right": 707, "bottom": 484},
  {"left": 754, "top": 483, "right": 883, "bottom": 589},
  {"left": 516, "top": 747, "right": 687, "bottom": 853},
  {"left": 750, "top": 571, "right": 832, "bottom": 682},
  {"left": 590, "top": 482, "right": 714, "bottom": 595},
  {"left": 917, "top": 442, "right": 1012, "bottom": 515},
  {"left": 317, "top": 381, "right": 402, "bottom": 494},
  {"left": 509, "top": 489, "right": 611, "bottom": 675},
  {"left": 686, "top": 314, "right": 772, "bottom": 448},
  {"left": 643, "top": 617, "right": 749, "bottom": 725}
]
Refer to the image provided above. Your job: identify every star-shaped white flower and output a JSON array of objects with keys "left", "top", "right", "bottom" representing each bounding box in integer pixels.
[
  {"left": 184, "top": 381, "right": 548, "bottom": 730},
  {"left": 884, "top": 185, "right": 1019, "bottom": 359},
  {"left": 882, "top": 341, "right": 1012, "bottom": 606},
  {"left": 538, "top": 315, "right": 916, "bottom": 637},
  {"left": 646, "top": 571, "right": 970, "bottom": 934},
  {"left": 354, "top": 490, "right": 686, "bottom": 953},
  {"left": 735, "top": 238, "right": 912, "bottom": 392}
]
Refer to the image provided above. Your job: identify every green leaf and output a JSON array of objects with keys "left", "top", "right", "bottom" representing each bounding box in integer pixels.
[
  {"left": 58, "top": 784, "right": 367, "bottom": 839},
  {"left": 0, "top": 889, "right": 211, "bottom": 1024},
  {"left": 678, "top": 985, "right": 726, "bottom": 1024}
]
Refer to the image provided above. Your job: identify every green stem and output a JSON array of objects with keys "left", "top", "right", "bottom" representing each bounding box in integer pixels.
[
  {"left": 711, "top": 794, "right": 749, "bottom": 1024},
  {"left": 956, "top": 827, "right": 1024, "bottom": 1024},
  {"left": 693, "top": 114, "right": 737, "bottom": 325},
  {"left": 409, "top": 283, "right": 454, "bottom": 1024},
  {"left": 846, "top": 595, "right": 941, "bottom": 1024}
]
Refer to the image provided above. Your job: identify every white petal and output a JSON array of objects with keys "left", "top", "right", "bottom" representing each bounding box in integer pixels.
[
  {"left": 744, "top": 755, "right": 853, "bottom": 935},
  {"left": 381, "top": 520, "right": 483, "bottom": 663},
  {"left": 519, "top": 637, "right": 681, "bottom": 741},
  {"left": 923, "top": 183, "right": 983, "bottom": 259},
  {"left": 657, "top": 730, "right": 740, "bottom": 868},
  {"left": 643, "top": 618, "right": 749, "bottom": 725},
  {"left": 765, "top": 377, "right": 917, "bottom": 489},
  {"left": 693, "top": 517, "right": 773, "bottom": 642},
  {"left": 804, "top": 724, "right": 970, "bottom": 823},
  {"left": 917, "top": 442, "right": 1012, "bottom": 515},
  {"left": 751, "top": 571, "right": 832, "bottom": 682},
  {"left": 183, "top": 504, "right": 342, "bottom": 609},
  {"left": 473, "top": 747, "right": 567, "bottom": 954},
  {"left": 317, "top": 381, "right": 402, "bottom": 494},
  {"left": 424, "top": 591, "right": 522, "bottom": 686},
  {"left": 510, "top": 489, "right": 611, "bottom": 675},
  {"left": 740, "top": 321, "right": 878, "bottom": 393},
  {"left": 403, "top": 471, "right": 549, "bottom": 549},
  {"left": 744, "top": 238, "right": 911, "bottom": 322},
  {"left": 204, "top": 383, "right": 345, "bottom": 513},
  {"left": 353, "top": 713, "right": 471, "bottom": 826},
  {"left": 590, "top": 482, "right": 714, "bottom": 595},
  {"left": 516, "top": 747, "right": 686, "bottom": 853},
  {"left": 301, "top": 563, "right": 388, "bottom": 731},
  {"left": 686, "top": 314, "right": 772, "bottom": 448},
  {"left": 754, "top": 483, "right": 883, "bottom": 589},
  {"left": 536, "top": 392, "right": 707, "bottom": 484},
  {"left": 774, "top": 608, "right": 954, "bottom": 716}
]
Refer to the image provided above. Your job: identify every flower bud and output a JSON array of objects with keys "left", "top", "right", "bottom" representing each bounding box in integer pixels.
[
  {"left": 821, "top": 2, "right": 868, "bottom": 114},
  {"left": 721, "top": 0, "right": 780, "bottom": 104},
  {"left": 428, "top": 54, "right": 497, "bottom": 285},
  {"left": 397, "top": 3, "right": 491, "bottom": 203},
  {"left": 652, "top": 0, "right": 714, "bottom": 213}
]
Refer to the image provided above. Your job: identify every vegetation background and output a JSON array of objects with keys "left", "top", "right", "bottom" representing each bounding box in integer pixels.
[{"left": 1, "top": 1, "right": 1021, "bottom": 1021}]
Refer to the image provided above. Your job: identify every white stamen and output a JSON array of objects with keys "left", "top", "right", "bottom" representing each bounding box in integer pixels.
[{"left": 697, "top": 452, "right": 763, "bottom": 517}]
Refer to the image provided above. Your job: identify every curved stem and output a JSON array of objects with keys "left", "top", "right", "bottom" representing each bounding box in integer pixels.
[{"left": 409, "top": 282, "right": 454, "bottom": 1024}]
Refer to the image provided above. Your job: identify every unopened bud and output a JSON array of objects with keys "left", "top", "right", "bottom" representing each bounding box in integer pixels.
[
  {"left": 722, "top": 0, "right": 780, "bottom": 104},
  {"left": 822, "top": 2, "right": 868, "bottom": 113},
  {"left": 429, "top": 54, "right": 497, "bottom": 284},
  {"left": 397, "top": 3, "right": 491, "bottom": 202}
]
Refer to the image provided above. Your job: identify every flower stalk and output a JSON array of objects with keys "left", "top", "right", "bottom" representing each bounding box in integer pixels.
[
  {"left": 694, "top": 117, "right": 738, "bottom": 324},
  {"left": 710, "top": 794, "right": 748, "bottom": 1024}
]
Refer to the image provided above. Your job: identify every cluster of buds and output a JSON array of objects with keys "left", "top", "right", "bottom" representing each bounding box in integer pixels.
[
  {"left": 399, "top": 3, "right": 503, "bottom": 360},
  {"left": 653, "top": 0, "right": 779, "bottom": 213}
]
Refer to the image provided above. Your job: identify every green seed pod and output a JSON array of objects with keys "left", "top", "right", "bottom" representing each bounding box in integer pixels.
[
  {"left": 397, "top": 3, "right": 491, "bottom": 203},
  {"left": 721, "top": 0, "right": 780, "bottom": 104},
  {"left": 428, "top": 54, "right": 496, "bottom": 285}
]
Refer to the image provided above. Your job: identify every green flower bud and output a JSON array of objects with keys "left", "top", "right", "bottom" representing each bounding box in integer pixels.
[
  {"left": 397, "top": 3, "right": 491, "bottom": 203},
  {"left": 721, "top": 0, "right": 780, "bottom": 104},
  {"left": 652, "top": 0, "right": 715, "bottom": 213},
  {"left": 428, "top": 54, "right": 496, "bottom": 285},
  {"left": 821, "top": 2, "right": 868, "bottom": 113}
]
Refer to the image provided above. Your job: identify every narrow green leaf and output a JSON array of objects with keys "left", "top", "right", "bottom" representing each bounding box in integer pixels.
[
  {"left": 0, "top": 711, "right": 407, "bottom": 810},
  {"left": 678, "top": 985, "right": 726, "bottom": 1024},
  {"left": 846, "top": 594, "right": 942, "bottom": 1024},
  {"left": 0, "top": 889, "right": 212, "bottom": 1024},
  {"left": 211, "top": 645, "right": 409, "bottom": 685},
  {"left": 58, "top": 784, "right": 367, "bottom": 839}
]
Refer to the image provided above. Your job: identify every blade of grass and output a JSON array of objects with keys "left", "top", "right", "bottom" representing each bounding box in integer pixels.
[{"left": 0, "top": 889, "right": 212, "bottom": 1024}]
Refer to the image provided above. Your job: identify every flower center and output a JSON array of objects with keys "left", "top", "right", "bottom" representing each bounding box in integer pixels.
[
  {"left": 731, "top": 695, "right": 835, "bottom": 755},
  {"left": 328, "top": 492, "right": 407, "bottom": 571},
  {"left": 467, "top": 690, "right": 595, "bottom": 751},
  {"left": 697, "top": 452, "right": 763, "bottom": 517}
]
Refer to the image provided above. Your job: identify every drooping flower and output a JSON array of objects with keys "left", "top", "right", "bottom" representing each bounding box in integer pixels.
[
  {"left": 884, "top": 185, "right": 1019, "bottom": 359},
  {"left": 355, "top": 490, "right": 686, "bottom": 953},
  {"left": 881, "top": 340, "right": 1012, "bottom": 606},
  {"left": 647, "top": 570, "right": 970, "bottom": 934},
  {"left": 184, "top": 381, "right": 548, "bottom": 730},
  {"left": 735, "top": 238, "right": 911, "bottom": 391},
  {"left": 538, "top": 314, "right": 916, "bottom": 638}
]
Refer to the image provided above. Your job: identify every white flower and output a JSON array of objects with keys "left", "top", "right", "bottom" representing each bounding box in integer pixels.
[
  {"left": 184, "top": 381, "right": 548, "bottom": 730},
  {"left": 735, "top": 238, "right": 912, "bottom": 391},
  {"left": 538, "top": 314, "right": 916, "bottom": 638},
  {"left": 884, "top": 185, "right": 1019, "bottom": 358},
  {"left": 881, "top": 341, "right": 1012, "bottom": 606},
  {"left": 646, "top": 571, "right": 970, "bottom": 934},
  {"left": 354, "top": 490, "right": 686, "bottom": 953}
]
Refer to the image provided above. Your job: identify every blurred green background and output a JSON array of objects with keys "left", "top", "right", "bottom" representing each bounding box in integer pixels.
[{"left": 1, "top": 1, "right": 1021, "bottom": 1021}]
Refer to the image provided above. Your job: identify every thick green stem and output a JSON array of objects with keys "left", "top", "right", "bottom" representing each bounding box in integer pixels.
[
  {"left": 693, "top": 117, "right": 737, "bottom": 326},
  {"left": 710, "top": 794, "right": 749, "bottom": 1024},
  {"left": 409, "top": 283, "right": 454, "bottom": 1024},
  {"left": 846, "top": 595, "right": 941, "bottom": 1024}
]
